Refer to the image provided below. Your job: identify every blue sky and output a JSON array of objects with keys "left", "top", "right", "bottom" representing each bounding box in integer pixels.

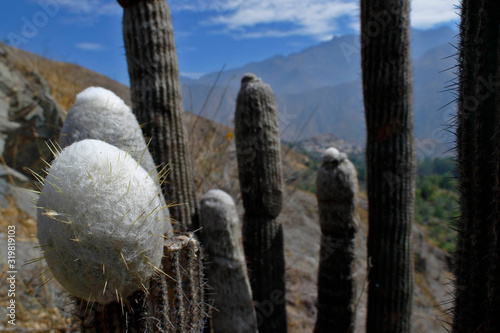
[{"left": 1, "top": 0, "right": 460, "bottom": 86}]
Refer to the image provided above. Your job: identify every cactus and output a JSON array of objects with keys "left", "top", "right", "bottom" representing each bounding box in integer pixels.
[
  {"left": 159, "top": 234, "right": 206, "bottom": 332},
  {"left": 313, "top": 148, "right": 358, "bottom": 333},
  {"left": 360, "top": 0, "right": 416, "bottom": 331},
  {"left": 452, "top": 0, "right": 481, "bottom": 331},
  {"left": 36, "top": 139, "right": 169, "bottom": 305},
  {"left": 235, "top": 73, "right": 287, "bottom": 332},
  {"left": 118, "top": 0, "right": 197, "bottom": 231},
  {"left": 76, "top": 233, "right": 205, "bottom": 332},
  {"left": 60, "top": 87, "right": 157, "bottom": 178},
  {"left": 453, "top": 1, "right": 500, "bottom": 332},
  {"left": 199, "top": 189, "right": 258, "bottom": 333},
  {"left": 36, "top": 138, "right": 207, "bottom": 332},
  {"left": 59, "top": 87, "right": 172, "bottom": 236}
]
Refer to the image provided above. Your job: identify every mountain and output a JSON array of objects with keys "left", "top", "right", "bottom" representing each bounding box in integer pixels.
[
  {"left": 188, "top": 27, "right": 455, "bottom": 95},
  {"left": 181, "top": 27, "right": 458, "bottom": 155}
]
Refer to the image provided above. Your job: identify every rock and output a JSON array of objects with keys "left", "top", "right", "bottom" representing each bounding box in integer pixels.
[
  {"left": 0, "top": 41, "right": 64, "bottom": 180},
  {"left": 0, "top": 164, "right": 38, "bottom": 218}
]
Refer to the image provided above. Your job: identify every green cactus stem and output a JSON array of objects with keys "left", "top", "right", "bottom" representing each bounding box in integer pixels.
[
  {"left": 235, "top": 73, "right": 287, "bottom": 333},
  {"left": 453, "top": 1, "right": 500, "bottom": 332},
  {"left": 314, "top": 148, "right": 358, "bottom": 333},
  {"left": 77, "top": 234, "right": 206, "bottom": 332},
  {"left": 119, "top": 0, "right": 197, "bottom": 231},
  {"left": 360, "top": 0, "right": 416, "bottom": 331},
  {"left": 199, "top": 189, "right": 258, "bottom": 333}
]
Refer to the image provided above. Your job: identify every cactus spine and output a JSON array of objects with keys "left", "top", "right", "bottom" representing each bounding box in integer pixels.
[
  {"left": 361, "top": 0, "right": 416, "bottom": 331},
  {"left": 313, "top": 148, "right": 358, "bottom": 333},
  {"left": 200, "top": 189, "right": 258, "bottom": 333},
  {"left": 235, "top": 73, "right": 287, "bottom": 332},
  {"left": 453, "top": 1, "right": 500, "bottom": 332},
  {"left": 119, "top": 0, "right": 197, "bottom": 231}
]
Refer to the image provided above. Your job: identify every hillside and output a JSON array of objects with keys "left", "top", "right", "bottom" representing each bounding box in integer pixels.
[{"left": 0, "top": 42, "right": 453, "bottom": 332}]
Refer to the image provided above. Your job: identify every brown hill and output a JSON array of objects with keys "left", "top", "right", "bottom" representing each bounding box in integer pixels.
[
  {"left": 7, "top": 45, "right": 131, "bottom": 111},
  {"left": 0, "top": 44, "right": 452, "bottom": 332}
]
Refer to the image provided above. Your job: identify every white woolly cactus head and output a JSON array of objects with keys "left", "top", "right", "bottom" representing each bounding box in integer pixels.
[
  {"left": 59, "top": 87, "right": 157, "bottom": 175},
  {"left": 36, "top": 139, "right": 170, "bottom": 304},
  {"left": 322, "top": 147, "right": 347, "bottom": 163}
]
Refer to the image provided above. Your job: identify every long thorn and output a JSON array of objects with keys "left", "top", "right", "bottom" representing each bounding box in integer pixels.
[
  {"left": 103, "top": 278, "right": 109, "bottom": 296},
  {"left": 120, "top": 251, "right": 130, "bottom": 270},
  {"left": 131, "top": 211, "right": 146, "bottom": 225},
  {"left": 148, "top": 262, "right": 176, "bottom": 282}
]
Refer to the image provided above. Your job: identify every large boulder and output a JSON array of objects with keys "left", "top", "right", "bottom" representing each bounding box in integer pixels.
[{"left": 0, "top": 41, "right": 64, "bottom": 180}]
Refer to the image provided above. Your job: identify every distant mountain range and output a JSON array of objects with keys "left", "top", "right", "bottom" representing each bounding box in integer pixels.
[{"left": 180, "top": 26, "right": 458, "bottom": 156}]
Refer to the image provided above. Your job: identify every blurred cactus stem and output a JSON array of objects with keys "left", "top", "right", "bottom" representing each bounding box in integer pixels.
[
  {"left": 200, "top": 189, "right": 258, "bottom": 333},
  {"left": 452, "top": 1, "right": 500, "bottom": 332},
  {"left": 119, "top": 0, "right": 197, "bottom": 231},
  {"left": 314, "top": 148, "right": 358, "bottom": 333},
  {"left": 235, "top": 73, "right": 287, "bottom": 333},
  {"left": 77, "top": 234, "right": 206, "bottom": 332}
]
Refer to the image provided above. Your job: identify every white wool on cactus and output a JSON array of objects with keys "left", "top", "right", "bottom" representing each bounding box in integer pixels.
[
  {"left": 59, "top": 87, "right": 157, "bottom": 175},
  {"left": 37, "top": 139, "right": 169, "bottom": 304},
  {"left": 322, "top": 147, "right": 347, "bottom": 163}
]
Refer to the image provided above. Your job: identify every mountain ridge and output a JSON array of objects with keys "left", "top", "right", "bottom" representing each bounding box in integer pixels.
[{"left": 181, "top": 26, "right": 458, "bottom": 155}]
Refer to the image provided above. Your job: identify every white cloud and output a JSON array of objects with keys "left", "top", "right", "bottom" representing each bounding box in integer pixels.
[
  {"left": 170, "top": 0, "right": 358, "bottom": 40},
  {"left": 411, "top": 0, "right": 460, "bottom": 29},
  {"left": 75, "top": 42, "right": 103, "bottom": 50},
  {"left": 169, "top": 0, "right": 460, "bottom": 40},
  {"left": 169, "top": 0, "right": 243, "bottom": 12},
  {"left": 181, "top": 72, "right": 206, "bottom": 79},
  {"left": 59, "top": 0, "right": 121, "bottom": 16}
]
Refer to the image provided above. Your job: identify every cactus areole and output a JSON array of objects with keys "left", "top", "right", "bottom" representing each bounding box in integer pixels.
[{"left": 37, "top": 139, "right": 168, "bottom": 304}]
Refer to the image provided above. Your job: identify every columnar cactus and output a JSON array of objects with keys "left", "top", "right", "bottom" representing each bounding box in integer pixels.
[
  {"left": 452, "top": 0, "right": 481, "bottom": 331},
  {"left": 118, "top": 0, "right": 197, "bottom": 231},
  {"left": 200, "top": 189, "right": 258, "bottom": 333},
  {"left": 453, "top": 1, "right": 500, "bottom": 332},
  {"left": 235, "top": 73, "right": 287, "bottom": 332},
  {"left": 360, "top": 0, "right": 416, "bottom": 332},
  {"left": 314, "top": 148, "right": 358, "bottom": 333},
  {"left": 160, "top": 234, "right": 206, "bottom": 332},
  {"left": 77, "top": 234, "right": 205, "bottom": 332}
]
